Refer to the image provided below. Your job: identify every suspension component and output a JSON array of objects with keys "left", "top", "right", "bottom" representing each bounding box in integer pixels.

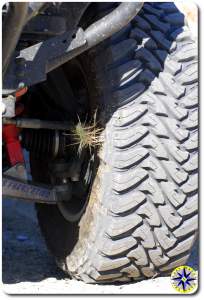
[
  {"left": 21, "top": 128, "right": 69, "bottom": 158},
  {"left": 2, "top": 125, "right": 24, "bottom": 166},
  {"left": 2, "top": 175, "right": 72, "bottom": 204},
  {"left": 3, "top": 2, "right": 143, "bottom": 92},
  {"left": 3, "top": 117, "right": 72, "bottom": 130}
]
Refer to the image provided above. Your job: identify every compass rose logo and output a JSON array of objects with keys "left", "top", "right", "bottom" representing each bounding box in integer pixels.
[{"left": 171, "top": 266, "right": 198, "bottom": 294}]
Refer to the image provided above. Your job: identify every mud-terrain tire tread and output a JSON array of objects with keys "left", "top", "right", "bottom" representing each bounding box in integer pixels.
[{"left": 35, "top": 2, "right": 198, "bottom": 283}]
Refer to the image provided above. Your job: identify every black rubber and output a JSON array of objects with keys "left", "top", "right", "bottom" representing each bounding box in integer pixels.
[{"left": 34, "top": 2, "right": 198, "bottom": 283}]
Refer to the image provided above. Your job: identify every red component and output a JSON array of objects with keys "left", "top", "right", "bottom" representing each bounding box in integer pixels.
[
  {"left": 3, "top": 87, "right": 28, "bottom": 166},
  {"left": 15, "top": 87, "right": 28, "bottom": 101},
  {"left": 3, "top": 125, "right": 24, "bottom": 166}
]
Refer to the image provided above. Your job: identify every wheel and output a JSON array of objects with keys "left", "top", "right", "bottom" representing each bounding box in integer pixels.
[{"left": 31, "top": 2, "right": 198, "bottom": 283}]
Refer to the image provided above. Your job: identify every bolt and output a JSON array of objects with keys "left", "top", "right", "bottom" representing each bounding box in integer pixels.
[
  {"left": 18, "top": 82, "right": 25, "bottom": 89},
  {"left": 62, "top": 178, "right": 67, "bottom": 184}
]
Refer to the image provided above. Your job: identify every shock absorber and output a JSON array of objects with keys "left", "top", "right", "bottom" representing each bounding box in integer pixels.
[
  {"left": 21, "top": 128, "right": 68, "bottom": 158},
  {"left": 21, "top": 128, "right": 81, "bottom": 184}
]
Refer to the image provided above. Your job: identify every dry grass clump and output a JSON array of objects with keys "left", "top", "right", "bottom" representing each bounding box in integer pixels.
[{"left": 65, "top": 111, "right": 103, "bottom": 154}]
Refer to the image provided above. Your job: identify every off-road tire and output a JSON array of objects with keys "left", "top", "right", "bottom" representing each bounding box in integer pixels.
[{"left": 34, "top": 2, "right": 198, "bottom": 283}]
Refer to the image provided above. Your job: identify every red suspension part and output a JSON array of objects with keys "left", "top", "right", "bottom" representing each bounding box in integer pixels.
[
  {"left": 3, "top": 87, "right": 28, "bottom": 166},
  {"left": 15, "top": 87, "right": 28, "bottom": 101},
  {"left": 3, "top": 125, "right": 24, "bottom": 166}
]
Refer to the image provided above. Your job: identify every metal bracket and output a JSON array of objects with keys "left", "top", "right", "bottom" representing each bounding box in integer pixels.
[
  {"left": 4, "top": 163, "right": 27, "bottom": 181},
  {"left": 3, "top": 2, "right": 143, "bottom": 94},
  {"left": 3, "top": 28, "right": 87, "bottom": 93}
]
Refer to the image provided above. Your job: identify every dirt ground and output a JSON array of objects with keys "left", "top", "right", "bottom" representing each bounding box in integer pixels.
[{"left": 2, "top": 198, "right": 198, "bottom": 294}]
